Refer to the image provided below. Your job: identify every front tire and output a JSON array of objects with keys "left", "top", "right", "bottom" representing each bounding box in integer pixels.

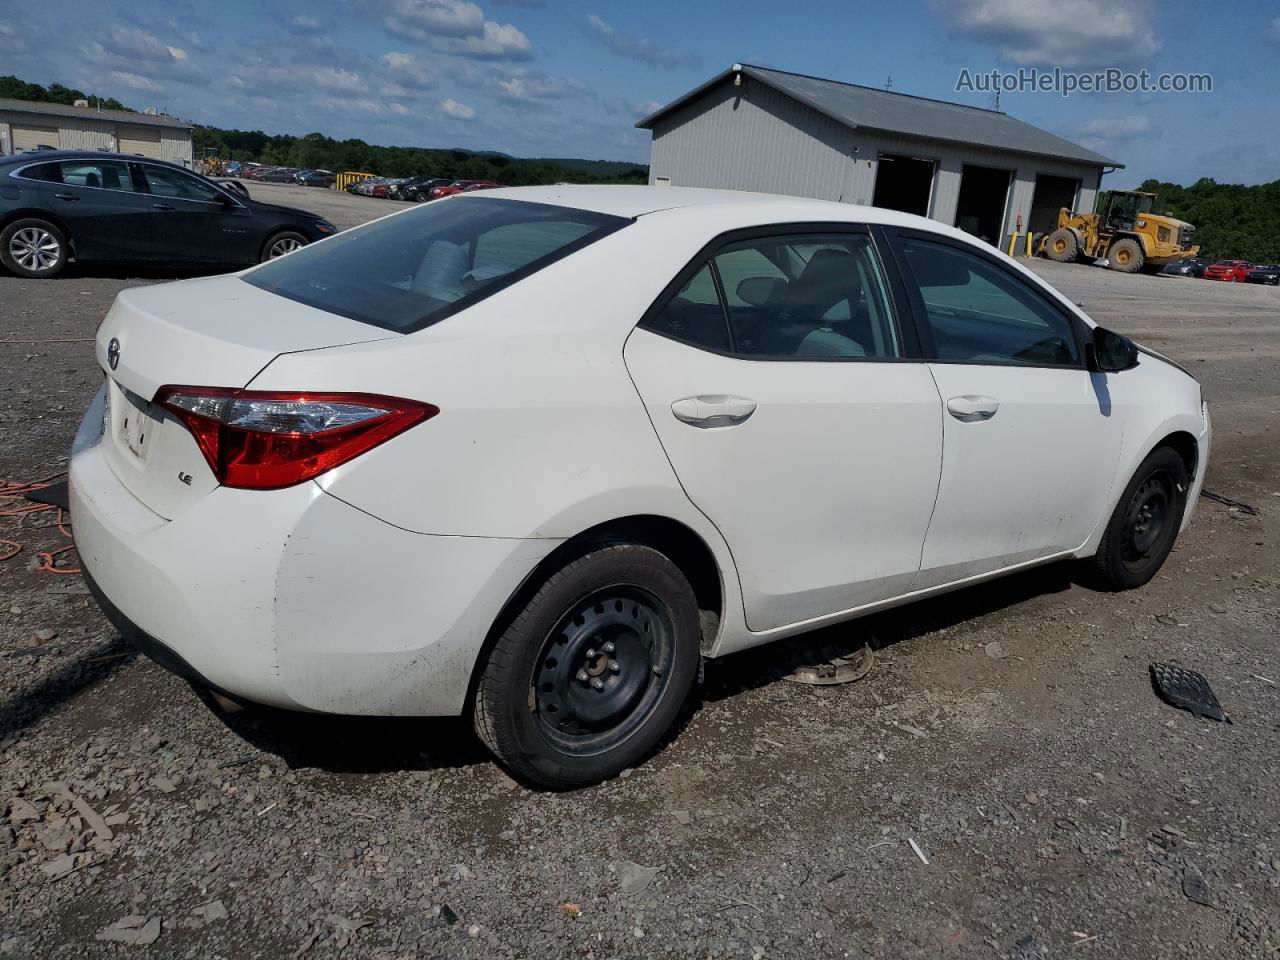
[
  {"left": 1, "top": 218, "right": 69, "bottom": 278},
  {"left": 1092, "top": 447, "right": 1189, "bottom": 589},
  {"left": 1108, "top": 238, "right": 1145, "bottom": 273},
  {"left": 1045, "top": 228, "right": 1079, "bottom": 263},
  {"left": 472, "top": 542, "right": 701, "bottom": 788},
  {"left": 261, "top": 230, "right": 308, "bottom": 262}
]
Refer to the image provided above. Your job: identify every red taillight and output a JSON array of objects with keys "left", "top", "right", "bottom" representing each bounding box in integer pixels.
[{"left": 156, "top": 386, "right": 437, "bottom": 490}]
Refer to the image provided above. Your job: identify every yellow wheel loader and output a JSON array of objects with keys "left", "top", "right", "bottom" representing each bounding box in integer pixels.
[{"left": 1042, "top": 190, "right": 1198, "bottom": 273}]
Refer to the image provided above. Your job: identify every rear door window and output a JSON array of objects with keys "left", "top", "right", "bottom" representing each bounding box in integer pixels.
[
  {"left": 641, "top": 231, "right": 901, "bottom": 359},
  {"left": 244, "top": 197, "right": 629, "bottom": 332},
  {"left": 58, "top": 160, "right": 139, "bottom": 192}
]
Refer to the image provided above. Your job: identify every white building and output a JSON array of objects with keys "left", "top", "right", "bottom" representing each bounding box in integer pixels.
[
  {"left": 0, "top": 99, "right": 193, "bottom": 167},
  {"left": 637, "top": 64, "right": 1122, "bottom": 243}
]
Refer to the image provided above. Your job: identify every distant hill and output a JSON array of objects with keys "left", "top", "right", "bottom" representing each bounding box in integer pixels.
[
  {"left": 0, "top": 75, "right": 648, "bottom": 185},
  {"left": 536, "top": 158, "right": 649, "bottom": 177}
]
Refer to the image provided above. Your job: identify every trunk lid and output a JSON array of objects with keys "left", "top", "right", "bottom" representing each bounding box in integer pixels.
[{"left": 94, "top": 274, "right": 394, "bottom": 519}]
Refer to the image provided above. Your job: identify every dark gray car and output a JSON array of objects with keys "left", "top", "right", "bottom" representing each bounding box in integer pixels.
[{"left": 0, "top": 151, "right": 337, "bottom": 278}]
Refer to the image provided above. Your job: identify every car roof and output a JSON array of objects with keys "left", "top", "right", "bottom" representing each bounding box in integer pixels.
[
  {"left": 0, "top": 149, "right": 189, "bottom": 171},
  {"left": 473, "top": 184, "right": 966, "bottom": 234}
]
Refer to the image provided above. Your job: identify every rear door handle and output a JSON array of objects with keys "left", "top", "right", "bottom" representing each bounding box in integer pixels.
[
  {"left": 53, "top": 193, "right": 78, "bottom": 202},
  {"left": 671, "top": 395, "right": 757, "bottom": 428},
  {"left": 152, "top": 203, "right": 175, "bottom": 211},
  {"left": 946, "top": 395, "right": 1000, "bottom": 421}
]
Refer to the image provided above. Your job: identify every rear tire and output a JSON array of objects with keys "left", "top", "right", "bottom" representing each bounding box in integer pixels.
[
  {"left": 261, "top": 230, "right": 308, "bottom": 262},
  {"left": 1108, "top": 238, "right": 1145, "bottom": 273},
  {"left": 1045, "top": 228, "right": 1079, "bottom": 263},
  {"left": 472, "top": 542, "right": 700, "bottom": 788},
  {"left": 1, "top": 218, "right": 69, "bottom": 278},
  {"left": 1092, "top": 447, "right": 1189, "bottom": 589}
]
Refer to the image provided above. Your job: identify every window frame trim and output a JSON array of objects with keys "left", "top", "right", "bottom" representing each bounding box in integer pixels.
[
  {"left": 10, "top": 158, "right": 143, "bottom": 196},
  {"left": 881, "top": 225, "right": 1092, "bottom": 371},
  {"left": 637, "top": 221, "right": 922, "bottom": 363}
]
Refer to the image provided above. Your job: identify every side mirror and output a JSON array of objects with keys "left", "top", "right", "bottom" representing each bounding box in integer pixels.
[{"left": 1087, "top": 326, "right": 1139, "bottom": 373}]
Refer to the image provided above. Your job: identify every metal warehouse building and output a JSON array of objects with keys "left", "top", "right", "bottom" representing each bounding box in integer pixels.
[
  {"left": 637, "top": 64, "right": 1121, "bottom": 244},
  {"left": 0, "top": 99, "right": 193, "bottom": 166}
]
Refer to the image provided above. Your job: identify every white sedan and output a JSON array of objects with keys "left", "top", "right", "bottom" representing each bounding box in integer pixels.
[{"left": 70, "top": 186, "right": 1210, "bottom": 787}]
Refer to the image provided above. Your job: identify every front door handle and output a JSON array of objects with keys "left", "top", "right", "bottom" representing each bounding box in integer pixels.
[
  {"left": 152, "top": 203, "right": 175, "bottom": 211},
  {"left": 671, "top": 395, "right": 757, "bottom": 428},
  {"left": 53, "top": 193, "right": 79, "bottom": 202},
  {"left": 946, "top": 395, "right": 1000, "bottom": 421}
]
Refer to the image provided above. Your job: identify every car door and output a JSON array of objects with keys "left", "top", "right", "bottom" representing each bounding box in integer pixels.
[
  {"left": 134, "top": 162, "right": 254, "bottom": 262},
  {"left": 20, "top": 158, "right": 157, "bottom": 259},
  {"left": 624, "top": 226, "right": 943, "bottom": 633},
  {"left": 886, "top": 228, "right": 1124, "bottom": 589}
]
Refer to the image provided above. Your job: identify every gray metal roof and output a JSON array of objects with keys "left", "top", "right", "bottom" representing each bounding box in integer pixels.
[
  {"left": 637, "top": 64, "right": 1122, "bottom": 169},
  {"left": 0, "top": 98, "right": 192, "bottom": 130}
]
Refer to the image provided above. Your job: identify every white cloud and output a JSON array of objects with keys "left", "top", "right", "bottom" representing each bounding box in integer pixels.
[
  {"left": 288, "top": 15, "right": 322, "bottom": 34},
  {"left": 447, "top": 20, "right": 531, "bottom": 59},
  {"left": 370, "top": 0, "right": 531, "bottom": 58},
  {"left": 497, "top": 68, "right": 588, "bottom": 102},
  {"left": 1077, "top": 114, "right": 1153, "bottom": 141},
  {"left": 381, "top": 50, "right": 439, "bottom": 89},
  {"left": 0, "top": 22, "right": 26, "bottom": 53},
  {"left": 229, "top": 64, "right": 368, "bottom": 96},
  {"left": 441, "top": 97, "right": 476, "bottom": 119},
  {"left": 932, "top": 0, "right": 1160, "bottom": 67},
  {"left": 110, "top": 70, "right": 163, "bottom": 92},
  {"left": 1269, "top": 17, "right": 1280, "bottom": 45},
  {"left": 383, "top": 0, "right": 485, "bottom": 38},
  {"left": 585, "top": 14, "right": 700, "bottom": 69},
  {"left": 98, "top": 25, "right": 189, "bottom": 64}
]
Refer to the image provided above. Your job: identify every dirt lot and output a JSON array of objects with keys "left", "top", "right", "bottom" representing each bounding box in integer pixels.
[{"left": 1, "top": 194, "right": 1278, "bottom": 959}]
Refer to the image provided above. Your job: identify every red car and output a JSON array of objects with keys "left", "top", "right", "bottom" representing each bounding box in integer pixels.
[
  {"left": 1203, "top": 259, "right": 1255, "bottom": 282},
  {"left": 427, "top": 179, "right": 503, "bottom": 200}
]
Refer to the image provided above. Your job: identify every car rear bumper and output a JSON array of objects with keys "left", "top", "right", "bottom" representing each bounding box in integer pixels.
[{"left": 70, "top": 399, "right": 561, "bottom": 715}]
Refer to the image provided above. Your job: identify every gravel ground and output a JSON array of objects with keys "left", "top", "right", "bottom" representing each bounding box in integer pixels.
[{"left": 1, "top": 198, "right": 1278, "bottom": 959}]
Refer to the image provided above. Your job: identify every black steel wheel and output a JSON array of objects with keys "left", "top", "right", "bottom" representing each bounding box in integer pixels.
[
  {"left": 533, "top": 586, "right": 676, "bottom": 755},
  {"left": 472, "top": 541, "right": 701, "bottom": 788},
  {"left": 1092, "top": 446, "right": 1189, "bottom": 589}
]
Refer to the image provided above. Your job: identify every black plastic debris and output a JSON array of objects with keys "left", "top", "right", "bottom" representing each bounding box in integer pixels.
[
  {"left": 1150, "top": 662, "right": 1231, "bottom": 723},
  {"left": 23, "top": 479, "right": 69, "bottom": 511},
  {"left": 1182, "top": 863, "right": 1214, "bottom": 907}
]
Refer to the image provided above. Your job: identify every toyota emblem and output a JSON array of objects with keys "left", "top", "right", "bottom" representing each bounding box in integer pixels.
[{"left": 107, "top": 337, "right": 120, "bottom": 370}]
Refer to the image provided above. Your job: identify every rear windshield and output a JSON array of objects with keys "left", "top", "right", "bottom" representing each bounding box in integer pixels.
[{"left": 244, "top": 197, "right": 630, "bottom": 332}]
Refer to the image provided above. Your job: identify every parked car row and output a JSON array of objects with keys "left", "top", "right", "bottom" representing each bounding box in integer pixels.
[
  {"left": 229, "top": 165, "right": 335, "bottom": 188},
  {"left": 1160, "top": 257, "right": 1280, "bottom": 284},
  {"left": 345, "top": 176, "right": 502, "bottom": 202}
]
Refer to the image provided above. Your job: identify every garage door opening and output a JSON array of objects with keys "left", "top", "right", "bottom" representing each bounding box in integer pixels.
[
  {"left": 872, "top": 154, "right": 935, "bottom": 217},
  {"left": 118, "top": 125, "right": 163, "bottom": 159},
  {"left": 1029, "top": 175, "right": 1080, "bottom": 236},
  {"left": 954, "top": 164, "right": 1012, "bottom": 245},
  {"left": 11, "top": 123, "right": 59, "bottom": 153}
]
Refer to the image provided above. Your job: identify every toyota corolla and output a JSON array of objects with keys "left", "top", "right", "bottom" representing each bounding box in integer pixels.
[{"left": 70, "top": 187, "right": 1210, "bottom": 788}]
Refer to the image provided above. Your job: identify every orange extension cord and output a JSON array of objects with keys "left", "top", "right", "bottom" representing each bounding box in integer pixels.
[{"left": 0, "top": 472, "right": 81, "bottom": 574}]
